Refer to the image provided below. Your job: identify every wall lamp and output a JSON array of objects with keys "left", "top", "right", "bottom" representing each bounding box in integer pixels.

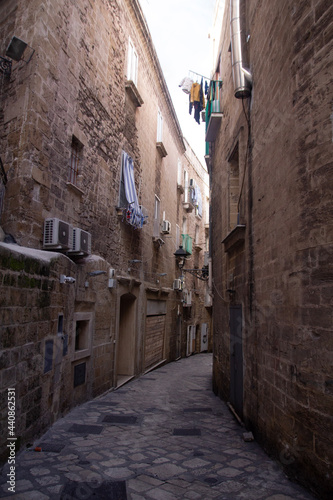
[
  {"left": 85, "top": 270, "right": 106, "bottom": 288},
  {"left": 0, "top": 36, "right": 35, "bottom": 77},
  {"left": 60, "top": 274, "right": 76, "bottom": 284},
  {"left": 174, "top": 245, "right": 209, "bottom": 282}
]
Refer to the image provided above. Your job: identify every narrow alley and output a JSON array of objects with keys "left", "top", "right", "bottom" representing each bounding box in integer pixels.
[{"left": 0, "top": 354, "right": 317, "bottom": 500}]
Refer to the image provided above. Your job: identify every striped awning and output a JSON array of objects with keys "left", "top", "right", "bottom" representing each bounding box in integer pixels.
[{"left": 122, "top": 151, "right": 145, "bottom": 228}]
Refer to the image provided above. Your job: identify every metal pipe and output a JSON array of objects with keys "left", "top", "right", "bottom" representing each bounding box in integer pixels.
[{"left": 230, "top": 0, "right": 252, "bottom": 98}]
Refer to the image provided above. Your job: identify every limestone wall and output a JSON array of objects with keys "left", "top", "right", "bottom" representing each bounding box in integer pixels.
[{"left": 210, "top": 0, "right": 333, "bottom": 497}]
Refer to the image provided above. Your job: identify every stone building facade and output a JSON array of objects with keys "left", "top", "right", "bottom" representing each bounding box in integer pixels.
[
  {"left": 0, "top": 0, "right": 211, "bottom": 460},
  {"left": 207, "top": 0, "right": 332, "bottom": 498}
]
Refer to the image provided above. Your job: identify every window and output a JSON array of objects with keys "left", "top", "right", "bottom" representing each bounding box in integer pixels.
[
  {"left": 195, "top": 224, "right": 200, "bottom": 245},
  {"left": 68, "top": 136, "right": 83, "bottom": 186},
  {"left": 72, "top": 312, "right": 93, "bottom": 362},
  {"left": 157, "top": 109, "right": 163, "bottom": 142},
  {"left": 127, "top": 37, "right": 138, "bottom": 85},
  {"left": 75, "top": 320, "right": 90, "bottom": 351},
  {"left": 177, "top": 159, "right": 182, "bottom": 186},
  {"left": 182, "top": 217, "right": 187, "bottom": 235},
  {"left": 184, "top": 171, "right": 189, "bottom": 203},
  {"left": 153, "top": 195, "right": 160, "bottom": 237}
]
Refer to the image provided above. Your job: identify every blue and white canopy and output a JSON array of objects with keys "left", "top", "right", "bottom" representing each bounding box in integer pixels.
[{"left": 122, "top": 151, "right": 145, "bottom": 228}]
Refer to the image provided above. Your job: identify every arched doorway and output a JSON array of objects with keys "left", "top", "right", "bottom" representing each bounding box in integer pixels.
[{"left": 116, "top": 292, "right": 136, "bottom": 387}]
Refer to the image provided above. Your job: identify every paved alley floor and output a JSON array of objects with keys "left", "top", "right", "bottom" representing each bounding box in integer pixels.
[{"left": 0, "top": 354, "right": 317, "bottom": 500}]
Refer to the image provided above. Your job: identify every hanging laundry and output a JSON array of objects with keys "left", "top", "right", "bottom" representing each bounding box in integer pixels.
[
  {"left": 179, "top": 76, "right": 194, "bottom": 94},
  {"left": 190, "top": 79, "right": 205, "bottom": 125},
  {"left": 121, "top": 151, "right": 145, "bottom": 229}
]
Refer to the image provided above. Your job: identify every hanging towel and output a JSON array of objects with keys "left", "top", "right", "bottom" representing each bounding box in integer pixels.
[
  {"left": 122, "top": 151, "right": 143, "bottom": 228},
  {"left": 190, "top": 82, "right": 201, "bottom": 103}
]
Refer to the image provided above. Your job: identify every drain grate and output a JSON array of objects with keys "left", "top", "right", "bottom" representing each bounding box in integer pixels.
[
  {"left": 173, "top": 428, "right": 201, "bottom": 436},
  {"left": 61, "top": 480, "right": 127, "bottom": 499},
  {"left": 204, "top": 477, "right": 219, "bottom": 485},
  {"left": 37, "top": 442, "right": 66, "bottom": 453},
  {"left": 68, "top": 424, "right": 103, "bottom": 435},
  {"left": 183, "top": 407, "right": 212, "bottom": 413},
  {"left": 102, "top": 415, "right": 137, "bottom": 425},
  {"left": 90, "top": 401, "right": 119, "bottom": 406}
]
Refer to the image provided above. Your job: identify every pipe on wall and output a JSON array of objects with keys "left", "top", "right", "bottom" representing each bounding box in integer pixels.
[{"left": 230, "top": 0, "right": 252, "bottom": 99}]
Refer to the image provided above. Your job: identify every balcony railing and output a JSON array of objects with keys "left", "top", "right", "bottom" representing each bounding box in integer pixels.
[
  {"left": 182, "top": 234, "right": 193, "bottom": 255},
  {"left": 205, "top": 80, "right": 223, "bottom": 143}
]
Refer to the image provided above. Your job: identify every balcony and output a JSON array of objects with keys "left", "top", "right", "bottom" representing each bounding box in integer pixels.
[
  {"left": 125, "top": 80, "right": 144, "bottom": 107},
  {"left": 205, "top": 81, "right": 223, "bottom": 143},
  {"left": 182, "top": 234, "right": 193, "bottom": 255}
]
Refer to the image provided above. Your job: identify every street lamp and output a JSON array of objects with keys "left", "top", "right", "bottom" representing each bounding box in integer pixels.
[{"left": 173, "top": 246, "right": 209, "bottom": 281}]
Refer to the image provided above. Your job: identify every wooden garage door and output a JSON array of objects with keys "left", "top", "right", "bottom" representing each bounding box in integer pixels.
[{"left": 144, "top": 315, "right": 165, "bottom": 371}]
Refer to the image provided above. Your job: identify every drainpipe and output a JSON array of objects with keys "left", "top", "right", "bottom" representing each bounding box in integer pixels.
[{"left": 230, "top": 0, "right": 252, "bottom": 99}]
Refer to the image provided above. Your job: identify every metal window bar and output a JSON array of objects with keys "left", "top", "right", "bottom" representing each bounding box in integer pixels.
[
  {"left": 0, "top": 157, "right": 8, "bottom": 219},
  {"left": 68, "top": 139, "right": 81, "bottom": 185}
]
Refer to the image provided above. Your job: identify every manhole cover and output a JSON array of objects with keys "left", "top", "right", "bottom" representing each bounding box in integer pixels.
[
  {"left": 90, "top": 401, "right": 119, "bottom": 406},
  {"left": 102, "top": 415, "right": 137, "bottom": 425},
  {"left": 61, "top": 480, "right": 127, "bottom": 499},
  {"left": 173, "top": 428, "right": 201, "bottom": 436},
  {"left": 68, "top": 424, "right": 103, "bottom": 435},
  {"left": 183, "top": 407, "right": 212, "bottom": 413}
]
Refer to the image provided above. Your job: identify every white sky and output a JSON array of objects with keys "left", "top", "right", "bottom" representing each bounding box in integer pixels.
[{"left": 139, "top": 0, "right": 216, "bottom": 163}]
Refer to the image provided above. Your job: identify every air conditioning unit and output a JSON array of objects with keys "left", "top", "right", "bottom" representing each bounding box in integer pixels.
[
  {"left": 162, "top": 220, "right": 171, "bottom": 234},
  {"left": 173, "top": 279, "right": 183, "bottom": 291},
  {"left": 68, "top": 228, "right": 91, "bottom": 255},
  {"left": 183, "top": 290, "right": 192, "bottom": 307},
  {"left": 43, "top": 218, "right": 73, "bottom": 250}
]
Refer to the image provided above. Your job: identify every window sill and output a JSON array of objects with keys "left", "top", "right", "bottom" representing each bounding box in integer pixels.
[
  {"left": 66, "top": 182, "right": 84, "bottom": 196},
  {"left": 73, "top": 348, "right": 90, "bottom": 362},
  {"left": 156, "top": 141, "right": 167, "bottom": 158},
  {"left": 125, "top": 80, "right": 144, "bottom": 107}
]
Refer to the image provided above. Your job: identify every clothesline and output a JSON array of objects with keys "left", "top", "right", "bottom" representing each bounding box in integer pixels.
[{"left": 189, "top": 70, "right": 211, "bottom": 81}]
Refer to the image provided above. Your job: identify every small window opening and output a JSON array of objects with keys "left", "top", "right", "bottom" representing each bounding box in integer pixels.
[
  {"left": 68, "top": 136, "right": 83, "bottom": 186},
  {"left": 75, "top": 320, "right": 89, "bottom": 351}
]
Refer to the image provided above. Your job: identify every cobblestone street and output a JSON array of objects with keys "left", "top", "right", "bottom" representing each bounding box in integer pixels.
[{"left": 0, "top": 354, "right": 318, "bottom": 499}]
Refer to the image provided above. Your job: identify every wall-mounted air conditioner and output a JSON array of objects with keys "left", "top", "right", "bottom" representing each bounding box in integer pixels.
[
  {"left": 183, "top": 290, "right": 192, "bottom": 307},
  {"left": 162, "top": 220, "right": 171, "bottom": 234},
  {"left": 43, "top": 218, "right": 73, "bottom": 250},
  {"left": 68, "top": 228, "right": 92, "bottom": 255},
  {"left": 173, "top": 279, "right": 183, "bottom": 291}
]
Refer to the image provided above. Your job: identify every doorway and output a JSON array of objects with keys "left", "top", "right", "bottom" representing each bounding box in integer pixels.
[{"left": 116, "top": 293, "right": 136, "bottom": 387}]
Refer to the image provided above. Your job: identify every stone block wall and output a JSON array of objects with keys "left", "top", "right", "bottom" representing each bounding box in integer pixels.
[
  {"left": 0, "top": 245, "right": 75, "bottom": 461},
  {"left": 210, "top": 0, "right": 333, "bottom": 497}
]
